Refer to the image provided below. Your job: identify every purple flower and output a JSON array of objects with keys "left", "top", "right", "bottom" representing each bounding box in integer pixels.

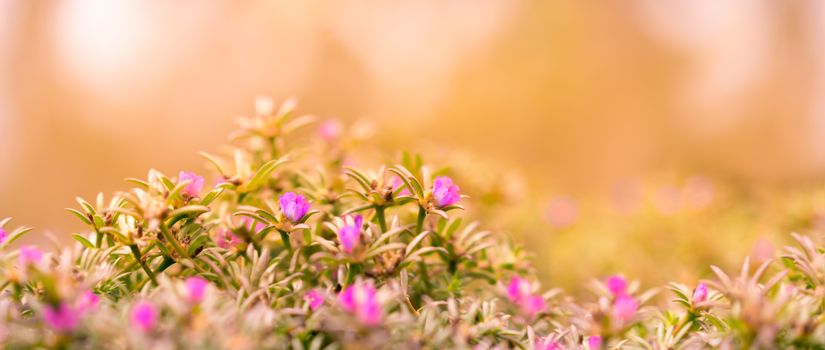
[
  {"left": 587, "top": 336, "right": 602, "bottom": 349},
  {"left": 432, "top": 176, "right": 460, "bottom": 208},
  {"left": 185, "top": 276, "right": 208, "bottom": 303},
  {"left": 130, "top": 301, "right": 157, "bottom": 332},
  {"left": 279, "top": 192, "right": 311, "bottom": 223},
  {"left": 0, "top": 228, "right": 7, "bottom": 245},
  {"left": 606, "top": 275, "right": 627, "bottom": 296},
  {"left": 214, "top": 227, "right": 242, "bottom": 249},
  {"left": 304, "top": 289, "right": 325, "bottom": 311},
  {"left": 318, "top": 119, "right": 343, "bottom": 142},
  {"left": 178, "top": 171, "right": 205, "bottom": 198},
  {"left": 337, "top": 215, "right": 363, "bottom": 253},
  {"left": 18, "top": 246, "right": 43, "bottom": 266},
  {"left": 43, "top": 303, "right": 80, "bottom": 332},
  {"left": 692, "top": 283, "right": 708, "bottom": 304},
  {"left": 76, "top": 291, "right": 100, "bottom": 314},
  {"left": 612, "top": 295, "right": 639, "bottom": 322},
  {"left": 338, "top": 281, "right": 382, "bottom": 326}
]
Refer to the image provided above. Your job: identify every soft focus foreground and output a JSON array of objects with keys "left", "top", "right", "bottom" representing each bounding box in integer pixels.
[{"left": 1, "top": 101, "right": 825, "bottom": 349}]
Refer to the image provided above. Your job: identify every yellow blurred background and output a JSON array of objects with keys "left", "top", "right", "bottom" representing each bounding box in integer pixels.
[{"left": 3, "top": 1, "right": 825, "bottom": 291}]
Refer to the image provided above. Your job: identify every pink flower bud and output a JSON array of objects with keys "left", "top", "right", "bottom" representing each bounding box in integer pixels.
[
  {"left": 692, "top": 283, "right": 708, "bottom": 304},
  {"left": 185, "top": 276, "right": 208, "bottom": 303},
  {"left": 75, "top": 291, "right": 100, "bottom": 314},
  {"left": 338, "top": 281, "right": 382, "bottom": 326},
  {"left": 536, "top": 338, "right": 562, "bottom": 350},
  {"left": 18, "top": 246, "right": 43, "bottom": 266},
  {"left": 587, "top": 336, "right": 602, "bottom": 349},
  {"left": 214, "top": 227, "right": 242, "bottom": 249},
  {"left": 304, "top": 289, "right": 325, "bottom": 311},
  {"left": 43, "top": 303, "right": 80, "bottom": 332},
  {"left": 178, "top": 171, "right": 205, "bottom": 198},
  {"left": 391, "top": 176, "right": 411, "bottom": 196},
  {"left": 606, "top": 275, "right": 627, "bottom": 296},
  {"left": 130, "top": 301, "right": 157, "bottom": 332},
  {"left": 279, "top": 192, "right": 311, "bottom": 223},
  {"left": 612, "top": 295, "right": 639, "bottom": 322},
  {"left": 337, "top": 215, "right": 363, "bottom": 253},
  {"left": 432, "top": 176, "right": 460, "bottom": 208},
  {"left": 318, "top": 119, "right": 343, "bottom": 142},
  {"left": 521, "top": 295, "right": 546, "bottom": 316},
  {"left": 241, "top": 216, "right": 265, "bottom": 234},
  {"left": 0, "top": 228, "right": 7, "bottom": 245}
]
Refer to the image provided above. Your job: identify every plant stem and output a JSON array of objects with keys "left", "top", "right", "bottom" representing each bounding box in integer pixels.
[
  {"left": 278, "top": 229, "right": 292, "bottom": 253},
  {"left": 375, "top": 206, "right": 387, "bottom": 232},
  {"left": 415, "top": 206, "right": 426, "bottom": 234},
  {"left": 129, "top": 244, "right": 157, "bottom": 286}
]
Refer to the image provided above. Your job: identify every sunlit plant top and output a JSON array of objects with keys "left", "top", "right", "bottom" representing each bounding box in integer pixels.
[{"left": 2, "top": 98, "right": 825, "bottom": 349}]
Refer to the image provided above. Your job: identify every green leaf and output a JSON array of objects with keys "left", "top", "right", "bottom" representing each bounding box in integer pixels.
[
  {"left": 199, "top": 151, "right": 227, "bottom": 177},
  {"left": 66, "top": 208, "right": 92, "bottom": 226},
  {"left": 244, "top": 156, "right": 289, "bottom": 192},
  {"left": 166, "top": 205, "right": 210, "bottom": 226},
  {"left": 72, "top": 233, "right": 95, "bottom": 249}
]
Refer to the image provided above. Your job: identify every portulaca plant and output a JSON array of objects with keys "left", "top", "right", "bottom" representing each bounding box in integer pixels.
[{"left": 0, "top": 98, "right": 824, "bottom": 349}]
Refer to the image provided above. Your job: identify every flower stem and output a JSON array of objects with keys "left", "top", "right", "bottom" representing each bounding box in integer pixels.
[
  {"left": 129, "top": 244, "right": 157, "bottom": 286},
  {"left": 278, "top": 229, "right": 292, "bottom": 253},
  {"left": 375, "top": 206, "right": 387, "bottom": 232},
  {"left": 415, "top": 206, "right": 426, "bottom": 234}
]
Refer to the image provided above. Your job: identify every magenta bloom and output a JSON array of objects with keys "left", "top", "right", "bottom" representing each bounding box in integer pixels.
[
  {"left": 318, "top": 119, "right": 343, "bottom": 142},
  {"left": 279, "top": 192, "right": 311, "bottom": 223},
  {"left": 0, "top": 228, "right": 7, "bottom": 245},
  {"left": 506, "top": 276, "right": 531, "bottom": 303},
  {"left": 214, "top": 227, "right": 242, "bottom": 249},
  {"left": 304, "top": 289, "right": 325, "bottom": 311},
  {"left": 587, "top": 336, "right": 603, "bottom": 349},
  {"left": 178, "top": 171, "right": 205, "bottom": 198},
  {"left": 520, "top": 294, "right": 546, "bottom": 316},
  {"left": 338, "top": 281, "right": 382, "bottom": 326},
  {"left": 18, "top": 246, "right": 43, "bottom": 266},
  {"left": 692, "top": 283, "right": 708, "bottom": 304},
  {"left": 185, "top": 276, "right": 208, "bottom": 303},
  {"left": 612, "top": 295, "right": 639, "bottom": 321},
  {"left": 337, "top": 215, "right": 363, "bottom": 253},
  {"left": 130, "top": 301, "right": 157, "bottom": 332},
  {"left": 76, "top": 291, "right": 100, "bottom": 314},
  {"left": 606, "top": 275, "right": 627, "bottom": 296},
  {"left": 432, "top": 176, "right": 460, "bottom": 208},
  {"left": 43, "top": 303, "right": 80, "bottom": 332}
]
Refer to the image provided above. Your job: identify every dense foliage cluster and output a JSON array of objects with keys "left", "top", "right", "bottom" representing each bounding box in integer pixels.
[{"left": 1, "top": 98, "right": 825, "bottom": 349}]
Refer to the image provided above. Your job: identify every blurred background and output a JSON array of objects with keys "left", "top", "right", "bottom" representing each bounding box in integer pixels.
[{"left": 3, "top": 0, "right": 825, "bottom": 292}]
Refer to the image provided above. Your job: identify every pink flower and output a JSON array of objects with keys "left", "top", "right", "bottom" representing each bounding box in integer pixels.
[
  {"left": 241, "top": 216, "right": 265, "bottom": 234},
  {"left": 304, "top": 289, "right": 325, "bottom": 311},
  {"left": 431, "top": 176, "right": 460, "bottom": 208},
  {"left": 536, "top": 338, "right": 562, "bottom": 350},
  {"left": 506, "top": 277, "right": 531, "bottom": 303},
  {"left": 338, "top": 281, "right": 382, "bottom": 326},
  {"left": 391, "top": 176, "right": 411, "bottom": 196},
  {"left": 18, "top": 246, "right": 43, "bottom": 266},
  {"left": 279, "top": 192, "right": 311, "bottom": 223},
  {"left": 612, "top": 295, "right": 639, "bottom": 322},
  {"left": 0, "top": 228, "right": 7, "bottom": 245},
  {"left": 43, "top": 303, "right": 80, "bottom": 332},
  {"left": 214, "top": 227, "right": 242, "bottom": 249},
  {"left": 130, "top": 301, "right": 157, "bottom": 332},
  {"left": 587, "top": 336, "right": 602, "bottom": 349},
  {"left": 75, "top": 291, "right": 100, "bottom": 314},
  {"left": 692, "top": 283, "right": 708, "bottom": 304},
  {"left": 506, "top": 277, "right": 545, "bottom": 316},
  {"left": 185, "top": 276, "right": 208, "bottom": 303},
  {"left": 178, "top": 171, "right": 205, "bottom": 198},
  {"left": 606, "top": 275, "right": 627, "bottom": 296},
  {"left": 337, "top": 215, "right": 363, "bottom": 253},
  {"left": 318, "top": 119, "right": 343, "bottom": 142}
]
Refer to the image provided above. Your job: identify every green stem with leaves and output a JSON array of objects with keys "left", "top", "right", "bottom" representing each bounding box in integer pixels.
[{"left": 129, "top": 244, "right": 157, "bottom": 286}]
